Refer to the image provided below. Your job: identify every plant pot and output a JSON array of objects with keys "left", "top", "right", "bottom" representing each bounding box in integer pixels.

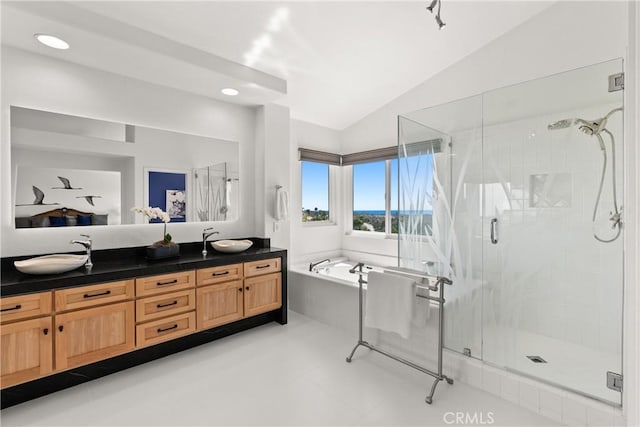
[{"left": 146, "top": 244, "right": 180, "bottom": 260}]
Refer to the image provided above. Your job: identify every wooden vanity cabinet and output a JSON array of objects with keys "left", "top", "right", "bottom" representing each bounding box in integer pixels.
[
  {"left": 197, "top": 280, "right": 244, "bottom": 330},
  {"left": 135, "top": 271, "right": 197, "bottom": 347},
  {"left": 55, "top": 301, "right": 135, "bottom": 371},
  {"left": 244, "top": 272, "right": 282, "bottom": 317},
  {"left": 1, "top": 252, "right": 285, "bottom": 402},
  {"left": 1, "top": 292, "right": 52, "bottom": 324},
  {"left": 196, "top": 258, "right": 282, "bottom": 330},
  {"left": 1, "top": 316, "right": 53, "bottom": 388},
  {"left": 0, "top": 291, "right": 54, "bottom": 388},
  {"left": 54, "top": 280, "right": 135, "bottom": 371}
]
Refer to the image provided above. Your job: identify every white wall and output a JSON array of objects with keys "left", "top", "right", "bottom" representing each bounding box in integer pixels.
[
  {"left": 1, "top": 46, "right": 258, "bottom": 256},
  {"left": 256, "top": 103, "right": 291, "bottom": 251}
]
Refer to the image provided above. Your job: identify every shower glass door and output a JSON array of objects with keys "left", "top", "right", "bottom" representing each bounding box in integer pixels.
[
  {"left": 481, "top": 59, "right": 624, "bottom": 404},
  {"left": 399, "top": 95, "right": 484, "bottom": 358}
]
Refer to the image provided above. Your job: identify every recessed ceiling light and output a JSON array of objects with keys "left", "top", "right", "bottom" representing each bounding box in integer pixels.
[
  {"left": 34, "top": 34, "right": 70, "bottom": 50},
  {"left": 221, "top": 88, "right": 239, "bottom": 96}
]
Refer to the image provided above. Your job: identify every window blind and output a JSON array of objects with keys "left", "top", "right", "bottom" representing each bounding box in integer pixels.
[
  {"left": 297, "top": 148, "right": 341, "bottom": 166},
  {"left": 298, "top": 137, "right": 442, "bottom": 166}
]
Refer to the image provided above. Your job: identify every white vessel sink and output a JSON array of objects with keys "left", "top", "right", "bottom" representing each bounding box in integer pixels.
[
  {"left": 14, "top": 254, "right": 88, "bottom": 275},
  {"left": 211, "top": 239, "right": 253, "bottom": 253}
]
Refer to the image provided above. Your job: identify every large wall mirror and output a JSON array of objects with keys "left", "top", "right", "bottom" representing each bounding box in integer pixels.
[{"left": 11, "top": 106, "right": 239, "bottom": 229}]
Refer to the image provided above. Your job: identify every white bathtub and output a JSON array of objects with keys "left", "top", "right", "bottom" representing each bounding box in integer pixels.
[
  {"left": 310, "top": 258, "right": 383, "bottom": 285},
  {"left": 289, "top": 258, "right": 371, "bottom": 335}
]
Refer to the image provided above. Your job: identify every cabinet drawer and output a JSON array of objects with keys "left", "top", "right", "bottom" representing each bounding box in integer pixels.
[
  {"left": 136, "top": 289, "right": 195, "bottom": 323},
  {"left": 1, "top": 292, "right": 52, "bottom": 324},
  {"left": 136, "top": 311, "right": 195, "bottom": 348},
  {"left": 55, "top": 281, "right": 134, "bottom": 312},
  {"left": 243, "top": 258, "right": 281, "bottom": 278},
  {"left": 135, "top": 271, "right": 195, "bottom": 297},
  {"left": 197, "top": 264, "right": 243, "bottom": 287}
]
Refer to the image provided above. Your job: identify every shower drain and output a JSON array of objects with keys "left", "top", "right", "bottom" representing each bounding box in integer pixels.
[{"left": 526, "top": 355, "right": 547, "bottom": 363}]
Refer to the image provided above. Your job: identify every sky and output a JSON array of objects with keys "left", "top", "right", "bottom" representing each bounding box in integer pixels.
[{"left": 302, "top": 158, "right": 432, "bottom": 212}]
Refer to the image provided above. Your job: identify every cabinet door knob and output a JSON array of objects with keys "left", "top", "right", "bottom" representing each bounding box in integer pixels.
[
  {"left": 58, "top": 325, "right": 64, "bottom": 332},
  {"left": 245, "top": 286, "right": 250, "bottom": 291},
  {"left": 43, "top": 328, "right": 49, "bottom": 335},
  {"left": 238, "top": 288, "right": 243, "bottom": 292}
]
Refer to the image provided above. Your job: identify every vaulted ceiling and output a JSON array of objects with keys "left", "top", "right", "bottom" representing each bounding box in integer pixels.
[{"left": 1, "top": 1, "right": 555, "bottom": 129}]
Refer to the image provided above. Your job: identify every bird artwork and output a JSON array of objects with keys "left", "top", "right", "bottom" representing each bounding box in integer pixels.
[
  {"left": 52, "top": 176, "right": 83, "bottom": 190},
  {"left": 76, "top": 195, "right": 102, "bottom": 206},
  {"left": 15, "top": 186, "right": 60, "bottom": 206}
]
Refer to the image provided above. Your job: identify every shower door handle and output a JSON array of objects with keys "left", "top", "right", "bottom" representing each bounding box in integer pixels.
[{"left": 490, "top": 218, "right": 499, "bottom": 244}]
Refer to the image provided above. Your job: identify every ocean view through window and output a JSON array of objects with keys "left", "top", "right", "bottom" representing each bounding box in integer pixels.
[{"left": 352, "top": 159, "right": 400, "bottom": 234}]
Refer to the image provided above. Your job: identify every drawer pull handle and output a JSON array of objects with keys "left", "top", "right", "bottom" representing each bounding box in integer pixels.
[
  {"left": 58, "top": 325, "right": 64, "bottom": 332},
  {"left": 43, "top": 328, "right": 49, "bottom": 335},
  {"left": 157, "top": 279, "right": 178, "bottom": 286},
  {"left": 157, "top": 301, "right": 178, "bottom": 308},
  {"left": 256, "top": 264, "right": 270, "bottom": 269},
  {"left": 1, "top": 304, "right": 22, "bottom": 312},
  {"left": 157, "top": 324, "right": 178, "bottom": 333},
  {"left": 84, "top": 290, "right": 111, "bottom": 299},
  {"left": 212, "top": 271, "right": 229, "bottom": 277}
]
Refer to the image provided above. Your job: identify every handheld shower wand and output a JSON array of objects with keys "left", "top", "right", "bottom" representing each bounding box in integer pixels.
[{"left": 548, "top": 107, "right": 623, "bottom": 243}]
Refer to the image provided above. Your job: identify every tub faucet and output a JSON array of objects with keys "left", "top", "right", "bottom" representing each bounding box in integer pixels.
[
  {"left": 309, "top": 258, "right": 330, "bottom": 272},
  {"left": 202, "top": 227, "right": 219, "bottom": 256},
  {"left": 70, "top": 234, "right": 93, "bottom": 268}
]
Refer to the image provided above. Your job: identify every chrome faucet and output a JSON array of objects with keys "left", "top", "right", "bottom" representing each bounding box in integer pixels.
[
  {"left": 202, "top": 227, "right": 219, "bottom": 256},
  {"left": 70, "top": 234, "right": 93, "bottom": 268},
  {"left": 309, "top": 258, "right": 331, "bottom": 272}
]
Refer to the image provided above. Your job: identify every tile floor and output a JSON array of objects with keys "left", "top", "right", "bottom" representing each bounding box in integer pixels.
[{"left": 1, "top": 312, "right": 560, "bottom": 426}]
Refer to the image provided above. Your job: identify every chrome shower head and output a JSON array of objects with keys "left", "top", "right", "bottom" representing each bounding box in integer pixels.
[{"left": 547, "top": 119, "right": 574, "bottom": 130}]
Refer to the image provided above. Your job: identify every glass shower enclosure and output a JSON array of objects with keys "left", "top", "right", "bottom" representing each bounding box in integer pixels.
[{"left": 398, "top": 59, "right": 624, "bottom": 404}]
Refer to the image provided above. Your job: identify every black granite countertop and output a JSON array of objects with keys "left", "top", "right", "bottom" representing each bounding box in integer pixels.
[{"left": 1, "top": 238, "right": 286, "bottom": 297}]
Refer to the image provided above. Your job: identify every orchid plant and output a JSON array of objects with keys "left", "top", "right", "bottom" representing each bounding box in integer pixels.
[{"left": 131, "top": 206, "right": 174, "bottom": 246}]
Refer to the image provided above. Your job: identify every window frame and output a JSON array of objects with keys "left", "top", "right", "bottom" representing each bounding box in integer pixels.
[
  {"left": 300, "top": 160, "right": 338, "bottom": 227},
  {"left": 348, "top": 159, "right": 398, "bottom": 238}
]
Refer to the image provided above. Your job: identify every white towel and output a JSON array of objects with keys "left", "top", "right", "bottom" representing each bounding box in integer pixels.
[
  {"left": 275, "top": 187, "right": 289, "bottom": 221},
  {"left": 365, "top": 271, "right": 415, "bottom": 339}
]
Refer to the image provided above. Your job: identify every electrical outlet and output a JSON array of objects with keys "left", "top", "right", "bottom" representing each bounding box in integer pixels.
[{"left": 273, "top": 222, "right": 280, "bottom": 232}]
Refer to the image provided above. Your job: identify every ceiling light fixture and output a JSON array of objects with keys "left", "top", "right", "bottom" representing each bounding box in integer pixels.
[
  {"left": 426, "top": 0, "right": 446, "bottom": 30},
  {"left": 221, "top": 88, "right": 239, "bottom": 96},
  {"left": 34, "top": 33, "right": 70, "bottom": 50}
]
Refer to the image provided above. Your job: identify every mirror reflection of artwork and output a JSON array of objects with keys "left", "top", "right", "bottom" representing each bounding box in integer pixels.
[
  {"left": 145, "top": 169, "right": 187, "bottom": 223},
  {"left": 14, "top": 166, "right": 121, "bottom": 228},
  {"left": 166, "top": 190, "right": 186, "bottom": 219}
]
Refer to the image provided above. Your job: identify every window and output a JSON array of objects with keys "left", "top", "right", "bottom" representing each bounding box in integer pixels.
[
  {"left": 301, "top": 161, "right": 330, "bottom": 222},
  {"left": 352, "top": 159, "right": 398, "bottom": 234},
  {"left": 398, "top": 154, "right": 434, "bottom": 236}
]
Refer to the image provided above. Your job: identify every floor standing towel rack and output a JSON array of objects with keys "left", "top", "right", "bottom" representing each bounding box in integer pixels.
[{"left": 345, "top": 262, "right": 454, "bottom": 404}]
